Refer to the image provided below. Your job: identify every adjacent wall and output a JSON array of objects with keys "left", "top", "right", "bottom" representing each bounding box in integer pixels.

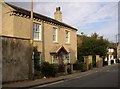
[{"left": 2, "top": 36, "right": 32, "bottom": 82}]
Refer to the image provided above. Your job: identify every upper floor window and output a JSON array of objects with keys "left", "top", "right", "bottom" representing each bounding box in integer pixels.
[
  {"left": 109, "top": 49, "right": 114, "bottom": 52},
  {"left": 52, "top": 27, "right": 57, "bottom": 42},
  {"left": 65, "top": 30, "right": 70, "bottom": 43},
  {"left": 33, "top": 23, "right": 41, "bottom": 40}
]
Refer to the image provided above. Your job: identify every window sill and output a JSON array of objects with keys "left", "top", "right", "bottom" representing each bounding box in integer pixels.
[
  {"left": 34, "top": 39, "right": 42, "bottom": 42},
  {"left": 65, "top": 43, "right": 70, "bottom": 45},
  {"left": 53, "top": 41, "right": 59, "bottom": 44}
]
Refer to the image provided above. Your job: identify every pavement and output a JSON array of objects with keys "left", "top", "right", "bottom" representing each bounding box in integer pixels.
[{"left": 2, "top": 64, "right": 117, "bottom": 88}]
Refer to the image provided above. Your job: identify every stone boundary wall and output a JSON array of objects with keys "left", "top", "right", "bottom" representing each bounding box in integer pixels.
[
  {"left": 1, "top": 36, "right": 32, "bottom": 82},
  {"left": 84, "top": 55, "right": 92, "bottom": 70}
]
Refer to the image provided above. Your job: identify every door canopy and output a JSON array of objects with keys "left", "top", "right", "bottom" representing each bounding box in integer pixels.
[{"left": 50, "top": 45, "right": 69, "bottom": 54}]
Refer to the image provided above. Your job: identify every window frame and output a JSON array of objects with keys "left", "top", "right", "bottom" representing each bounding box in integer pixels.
[
  {"left": 33, "top": 23, "right": 41, "bottom": 41},
  {"left": 52, "top": 27, "right": 58, "bottom": 42},
  {"left": 65, "top": 30, "right": 70, "bottom": 43},
  {"left": 51, "top": 55, "right": 58, "bottom": 64}
]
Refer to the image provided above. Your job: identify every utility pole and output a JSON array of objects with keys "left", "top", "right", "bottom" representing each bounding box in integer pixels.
[{"left": 30, "top": 0, "right": 34, "bottom": 80}]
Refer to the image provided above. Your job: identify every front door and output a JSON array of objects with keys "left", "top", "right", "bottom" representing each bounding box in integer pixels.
[{"left": 58, "top": 52, "right": 64, "bottom": 65}]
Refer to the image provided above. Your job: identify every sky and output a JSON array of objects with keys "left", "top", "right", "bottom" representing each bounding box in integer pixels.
[{"left": 5, "top": 0, "right": 119, "bottom": 43}]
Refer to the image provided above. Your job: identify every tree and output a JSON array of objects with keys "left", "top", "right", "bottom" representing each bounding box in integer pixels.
[{"left": 77, "top": 33, "right": 109, "bottom": 61}]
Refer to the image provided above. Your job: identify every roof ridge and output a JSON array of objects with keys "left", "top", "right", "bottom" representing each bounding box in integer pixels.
[{"left": 5, "top": 2, "right": 77, "bottom": 31}]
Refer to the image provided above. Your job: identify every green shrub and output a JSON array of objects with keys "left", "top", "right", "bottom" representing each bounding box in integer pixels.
[
  {"left": 73, "top": 61, "right": 84, "bottom": 71},
  {"left": 41, "top": 62, "right": 57, "bottom": 77},
  {"left": 89, "top": 63, "right": 92, "bottom": 70},
  {"left": 58, "top": 65, "right": 65, "bottom": 73},
  {"left": 81, "top": 63, "right": 87, "bottom": 72},
  {"left": 33, "top": 46, "right": 41, "bottom": 71},
  {"left": 67, "top": 67, "right": 71, "bottom": 74},
  {"left": 34, "top": 70, "right": 43, "bottom": 79}
]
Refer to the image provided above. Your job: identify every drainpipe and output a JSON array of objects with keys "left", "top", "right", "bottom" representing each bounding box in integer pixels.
[{"left": 42, "top": 21, "right": 45, "bottom": 62}]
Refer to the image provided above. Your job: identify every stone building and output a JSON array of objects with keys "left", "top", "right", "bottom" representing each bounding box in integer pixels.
[
  {"left": 1, "top": 2, "right": 77, "bottom": 82},
  {"left": 107, "top": 43, "right": 117, "bottom": 65}
]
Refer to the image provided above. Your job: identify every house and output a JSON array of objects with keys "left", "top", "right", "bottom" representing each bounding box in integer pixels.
[
  {"left": 77, "top": 34, "right": 83, "bottom": 45},
  {"left": 107, "top": 43, "right": 117, "bottom": 65},
  {"left": 1, "top": 2, "right": 77, "bottom": 82}
]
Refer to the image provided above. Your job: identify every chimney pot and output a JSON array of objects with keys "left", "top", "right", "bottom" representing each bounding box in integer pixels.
[
  {"left": 56, "top": 7, "right": 60, "bottom": 11},
  {"left": 54, "top": 7, "right": 62, "bottom": 21}
]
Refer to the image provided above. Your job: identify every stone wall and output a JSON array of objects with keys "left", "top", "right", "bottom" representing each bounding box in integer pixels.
[
  {"left": 96, "top": 55, "right": 103, "bottom": 68},
  {"left": 84, "top": 55, "right": 92, "bottom": 70},
  {"left": 2, "top": 36, "right": 32, "bottom": 82}
]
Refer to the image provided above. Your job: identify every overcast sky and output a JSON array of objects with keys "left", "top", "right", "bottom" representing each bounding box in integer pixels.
[{"left": 5, "top": 0, "right": 119, "bottom": 42}]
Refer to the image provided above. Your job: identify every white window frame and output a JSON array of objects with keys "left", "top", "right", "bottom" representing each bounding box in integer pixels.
[
  {"left": 66, "top": 53, "right": 70, "bottom": 63},
  {"left": 51, "top": 55, "right": 57, "bottom": 64},
  {"left": 65, "top": 30, "right": 70, "bottom": 43},
  {"left": 52, "top": 27, "right": 58, "bottom": 42},
  {"left": 33, "top": 23, "right": 41, "bottom": 41}
]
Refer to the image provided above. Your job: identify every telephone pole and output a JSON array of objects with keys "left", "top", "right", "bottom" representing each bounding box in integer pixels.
[{"left": 29, "top": 0, "right": 34, "bottom": 80}]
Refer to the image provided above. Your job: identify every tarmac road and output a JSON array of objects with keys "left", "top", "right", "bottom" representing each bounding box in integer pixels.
[{"left": 33, "top": 64, "right": 119, "bottom": 88}]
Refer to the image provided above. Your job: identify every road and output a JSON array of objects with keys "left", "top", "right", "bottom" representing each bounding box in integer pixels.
[{"left": 33, "top": 64, "right": 119, "bottom": 88}]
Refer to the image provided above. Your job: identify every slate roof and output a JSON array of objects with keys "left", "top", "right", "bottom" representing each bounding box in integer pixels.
[
  {"left": 108, "top": 43, "right": 117, "bottom": 49},
  {"left": 6, "top": 3, "right": 77, "bottom": 31}
]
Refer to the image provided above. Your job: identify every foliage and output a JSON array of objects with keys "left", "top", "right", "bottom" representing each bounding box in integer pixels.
[
  {"left": 73, "top": 61, "right": 83, "bottom": 70},
  {"left": 41, "top": 62, "right": 57, "bottom": 77},
  {"left": 33, "top": 46, "right": 41, "bottom": 71},
  {"left": 73, "top": 61, "right": 87, "bottom": 72},
  {"left": 77, "top": 33, "right": 109, "bottom": 61},
  {"left": 34, "top": 70, "right": 43, "bottom": 79},
  {"left": 81, "top": 63, "right": 87, "bottom": 72},
  {"left": 67, "top": 67, "right": 71, "bottom": 74},
  {"left": 57, "top": 65, "right": 65, "bottom": 73}
]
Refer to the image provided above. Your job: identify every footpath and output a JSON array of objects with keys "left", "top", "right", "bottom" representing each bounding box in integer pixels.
[{"left": 2, "top": 64, "right": 116, "bottom": 88}]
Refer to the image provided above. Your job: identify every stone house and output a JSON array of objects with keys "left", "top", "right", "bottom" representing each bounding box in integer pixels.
[
  {"left": 107, "top": 43, "right": 117, "bottom": 65},
  {"left": 1, "top": 2, "right": 77, "bottom": 82},
  {"left": 77, "top": 34, "right": 83, "bottom": 45}
]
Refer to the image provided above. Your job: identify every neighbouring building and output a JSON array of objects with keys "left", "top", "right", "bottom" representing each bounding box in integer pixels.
[
  {"left": 117, "top": 43, "right": 120, "bottom": 59},
  {"left": 1, "top": 2, "right": 77, "bottom": 82},
  {"left": 107, "top": 43, "right": 117, "bottom": 65},
  {"left": 77, "top": 34, "right": 83, "bottom": 45}
]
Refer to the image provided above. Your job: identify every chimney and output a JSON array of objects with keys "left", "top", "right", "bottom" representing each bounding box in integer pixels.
[{"left": 54, "top": 7, "right": 62, "bottom": 21}]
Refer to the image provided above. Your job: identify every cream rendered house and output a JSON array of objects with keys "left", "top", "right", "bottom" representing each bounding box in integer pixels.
[{"left": 1, "top": 2, "right": 77, "bottom": 82}]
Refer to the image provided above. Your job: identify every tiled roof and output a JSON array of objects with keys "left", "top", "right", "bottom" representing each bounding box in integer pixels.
[
  {"left": 50, "top": 45, "right": 69, "bottom": 54},
  {"left": 6, "top": 3, "right": 77, "bottom": 31}
]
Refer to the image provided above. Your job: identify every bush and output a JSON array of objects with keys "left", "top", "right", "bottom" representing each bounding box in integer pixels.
[
  {"left": 34, "top": 70, "right": 43, "bottom": 79},
  {"left": 73, "top": 61, "right": 84, "bottom": 71},
  {"left": 58, "top": 65, "right": 65, "bottom": 73},
  {"left": 41, "top": 62, "right": 57, "bottom": 77},
  {"left": 33, "top": 46, "right": 41, "bottom": 71},
  {"left": 67, "top": 67, "right": 71, "bottom": 74},
  {"left": 89, "top": 63, "right": 92, "bottom": 70},
  {"left": 81, "top": 63, "right": 87, "bottom": 72}
]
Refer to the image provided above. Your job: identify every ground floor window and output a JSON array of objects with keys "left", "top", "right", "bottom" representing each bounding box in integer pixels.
[
  {"left": 64, "top": 53, "right": 70, "bottom": 64},
  {"left": 51, "top": 53, "right": 70, "bottom": 64},
  {"left": 51, "top": 54, "right": 58, "bottom": 64}
]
